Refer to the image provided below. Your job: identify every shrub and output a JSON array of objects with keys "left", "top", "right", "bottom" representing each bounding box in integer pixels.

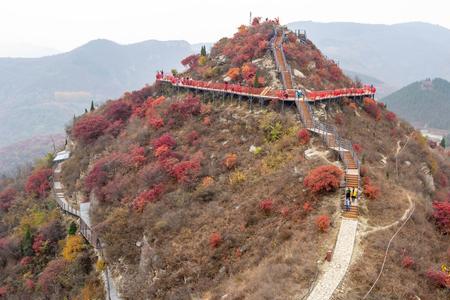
[
  {"left": 132, "top": 184, "right": 165, "bottom": 212},
  {"left": 201, "top": 176, "right": 214, "bottom": 188},
  {"left": 401, "top": 256, "right": 415, "bottom": 268},
  {"left": 68, "top": 222, "right": 77, "bottom": 235},
  {"left": 181, "top": 54, "right": 200, "bottom": 68},
  {"left": 363, "top": 183, "right": 380, "bottom": 200},
  {"left": 209, "top": 232, "right": 222, "bottom": 248},
  {"left": 259, "top": 199, "right": 274, "bottom": 214},
  {"left": 96, "top": 259, "right": 106, "bottom": 272},
  {"left": 297, "top": 129, "right": 310, "bottom": 145},
  {"left": 73, "top": 115, "right": 110, "bottom": 144},
  {"left": 151, "top": 133, "right": 177, "bottom": 149},
  {"left": 352, "top": 143, "right": 363, "bottom": 154},
  {"left": 129, "top": 145, "right": 146, "bottom": 168},
  {"left": 38, "top": 258, "right": 67, "bottom": 294},
  {"left": 315, "top": 215, "right": 331, "bottom": 232},
  {"left": 104, "top": 101, "right": 132, "bottom": 122},
  {"left": 171, "top": 160, "right": 201, "bottom": 183},
  {"left": 149, "top": 116, "right": 164, "bottom": 129},
  {"left": 32, "top": 233, "right": 46, "bottom": 255},
  {"left": 303, "top": 165, "right": 343, "bottom": 193},
  {"left": 229, "top": 171, "right": 246, "bottom": 185},
  {"left": 303, "top": 202, "right": 313, "bottom": 213},
  {"left": 280, "top": 207, "right": 290, "bottom": 217},
  {"left": 226, "top": 67, "right": 240, "bottom": 81},
  {"left": 363, "top": 97, "right": 381, "bottom": 120},
  {"left": 223, "top": 153, "right": 238, "bottom": 169},
  {"left": 432, "top": 201, "right": 450, "bottom": 234},
  {"left": 25, "top": 168, "right": 53, "bottom": 198},
  {"left": 168, "top": 95, "right": 201, "bottom": 119},
  {"left": 0, "top": 188, "right": 16, "bottom": 212},
  {"left": 385, "top": 111, "right": 397, "bottom": 123},
  {"left": 0, "top": 286, "right": 7, "bottom": 297},
  {"left": 20, "top": 256, "right": 32, "bottom": 266},
  {"left": 61, "top": 235, "right": 85, "bottom": 262},
  {"left": 425, "top": 269, "right": 450, "bottom": 288},
  {"left": 335, "top": 113, "right": 344, "bottom": 125},
  {"left": 25, "top": 279, "right": 34, "bottom": 290}
]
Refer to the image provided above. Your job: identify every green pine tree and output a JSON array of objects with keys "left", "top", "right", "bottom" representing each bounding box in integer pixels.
[
  {"left": 200, "top": 45, "right": 207, "bottom": 57},
  {"left": 90, "top": 100, "right": 95, "bottom": 112},
  {"left": 440, "top": 137, "right": 446, "bottom": 148},
  {"left": 253, "top": 72, "right": 260, "bottom": 88},
  {"left": 68, "top": 221, "right": 77, "bottom": 235},
  {"left": 84, "top": 108, "right": 88, "bottom": 114},
  {"left": 21, "top": 226, "right": 33, "bottom": 256}
]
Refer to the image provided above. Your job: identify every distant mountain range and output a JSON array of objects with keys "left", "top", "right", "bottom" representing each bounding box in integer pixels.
[
  {"left": 287, "top": 21, "right": 450, "bottom": 89},
  {"left": 383, "top": 78, "right": 450, "bottom": 133},
  {"left": 0, "top": 39, "right": 203, "bottom": 175}
]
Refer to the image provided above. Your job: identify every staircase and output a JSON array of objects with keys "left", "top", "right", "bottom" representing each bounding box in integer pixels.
[{"left": 271, "top": 26, "right": 361, "bottom": 219}]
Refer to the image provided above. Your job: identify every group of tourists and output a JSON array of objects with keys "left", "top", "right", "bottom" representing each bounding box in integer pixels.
[{"left": 344, "top": 187, "right": 358, "bottom": 211}]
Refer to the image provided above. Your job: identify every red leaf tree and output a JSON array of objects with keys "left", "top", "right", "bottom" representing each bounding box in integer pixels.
[
  {"left": 25, "top": 168, "right": 53, "bottom": 198},
  {"left": 304, "top": 165, "right": 343, "bottom": 193},
  {"left": 315, "top": 215, "right": 331, "bottom": 232},
  {"left": 0, "top": 188, "right": 16, "bottom": 212},
  {"left": 132, "top": 184, "right": 164, "bottom": 212},
  {"left": 432, "top": 201, "right": 450, "bottom": 234},
  {"left": 425, "top": 269, "right": 450, "bottom": 288},
  {"left": 209, "top": 232, "right": 222, "bottom": 248},
  {"left": 104, "top": 100, "right": 132, "bottom": 122},
  {"left": 73, "top": 115, "right": 110, "bottom": 144},
  {"left": 37, "top": 258, "right": 67, "bottom": 294},
  {"left": 259, "top": 199, "right": 274, "bottom": 214},
  {"left": 298, "top": 129, "right": 310, "bottom": 145}
]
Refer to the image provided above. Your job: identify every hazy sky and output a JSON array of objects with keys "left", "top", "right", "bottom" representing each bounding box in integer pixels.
[{"left": 1, "top": 0, "right": 449, "bottom": 53}]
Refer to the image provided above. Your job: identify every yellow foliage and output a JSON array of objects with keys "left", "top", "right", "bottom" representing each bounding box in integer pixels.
[
  {"left": 19, "top": 208, "right": 56, "bottom": 234},
  {"left": 62, "top": 235, "right": 85, "bottom": 262},
  {"left": 229, "top": 171, "right": 246, "bottom": 186},
  {"left": 96, "top": 259, "right": 106, "bottom": 272},
  {"left": 198, "top": 55, "right": 207, "bottom": 66}
]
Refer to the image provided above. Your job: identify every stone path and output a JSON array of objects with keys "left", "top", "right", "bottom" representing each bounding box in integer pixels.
[{"left": 306, "top": 219, "right": 358, "bottom": 300}]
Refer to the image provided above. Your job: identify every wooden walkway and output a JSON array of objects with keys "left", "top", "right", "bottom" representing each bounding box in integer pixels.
[{"left": 53, "top": 163, "right": 120, "bottom": 300}]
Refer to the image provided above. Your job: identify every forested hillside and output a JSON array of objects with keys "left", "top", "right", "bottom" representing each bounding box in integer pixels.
[{"left": 383, "top": 78, "right": 450, "bottom": 131}]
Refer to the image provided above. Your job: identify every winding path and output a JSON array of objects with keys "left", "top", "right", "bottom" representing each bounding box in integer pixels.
[{"left": 53, "top": 162, "right": 121, "bottom": 300}]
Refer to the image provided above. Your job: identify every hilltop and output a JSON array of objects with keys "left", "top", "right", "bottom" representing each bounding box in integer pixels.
[{"left": 383, "top": 78, "right": 450, "bottom": 133}]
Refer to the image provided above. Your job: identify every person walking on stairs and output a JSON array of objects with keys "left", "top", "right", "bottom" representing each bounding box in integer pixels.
[
  {"left": 345, "top": 188, "right": 351, "bottom": 211},
  {"left": 352, "top": 187, "right": 358, "bottom": 203}
]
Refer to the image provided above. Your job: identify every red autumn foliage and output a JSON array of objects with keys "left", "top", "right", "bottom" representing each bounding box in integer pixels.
[
  {"left": 104, "top": 100, "right": 132, "bottom": 122},
  {"left": 303, "top": 165, "right": 343, "bottom": 193},
  {"left": 363, "top": 183, "right": 380, "bottom": 200},
  {"left": 303, "top": 202, "right": 313, "bottom": 213},
  {"left": 223, "top": 153, "right": 238, "bottom": 169},
  {"left": 181, "top": 54, "right": 200, "bottom": 68},
  {"left": 132, "top": 184, "right": 164, "bottom": 212},
  {"left": 315, "top": 215, "right": 331, "bottom": 232},
  {"left": 259, "top": 199, "right": 274, "bottom": 214},
  {"left": 363, "top": 98, "right": 381, "bottom": 120},
  {"left": 151, "top": 133, "right": 177, "bottom": 150},
  {"left": 25, "top": 279, "right": 34, "bottom": 290},
  {"left": 298, "top": 129, "right": 310, "bottom": 145},
  {"left": 385, "top": 111, "right": 397, "bottom": 123},
  {"left": 38, "top": 258, "right": 67, "bottom": 294},
  {"left": 32, "top": 233, "right": 46, "bottom": 254},
  {"left": 25, "top": 168, "right": 52, "bottom": 198},
  {"left": 20, "top": 256, "right": 32, "bottom": 266},
  {"left": 106, "top": 120, "right": 124, "bottom": 137},
  {"left": 73, "top": 115, "right": 110, "bottom": 144},
  {"left": 0, "top": 286, "right": 7, "bottom": 297},
  {"left": 168, "top": 95, "right": 201, "bottom": 119},
  {"left": 209, "top": 232, "right": 222, "bottom": 248},
  {"left": 401, "top": 256, "right": 415, "bottom": 268},
  {"left": 432, "top": 201, "right": 450, "bottom": 234},
  {"left": 0, "top": 188, "right": 16, "bottom": 211},
  {"left": 170, "top": 160, "right": 201, "bottom": 183},
  {"left": 149, "top": 116, "right": 164, "bottom": 129},
  {"left": 352, "top": 143, "right": 363, "bottom": 154},
  {"left": 425, "top": 269, "right": 450, "bottom": 288},
  {"left": 129, "top": 145, "right": 146, "bottom": 168}
]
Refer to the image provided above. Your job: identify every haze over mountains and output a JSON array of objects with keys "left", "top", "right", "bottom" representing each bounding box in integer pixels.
[
  {"left": 0, "top": 39, "right": 199, "bottom": 174},
  {"left": 288, "top": 21, "right": 450, "bottom": 91}
]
